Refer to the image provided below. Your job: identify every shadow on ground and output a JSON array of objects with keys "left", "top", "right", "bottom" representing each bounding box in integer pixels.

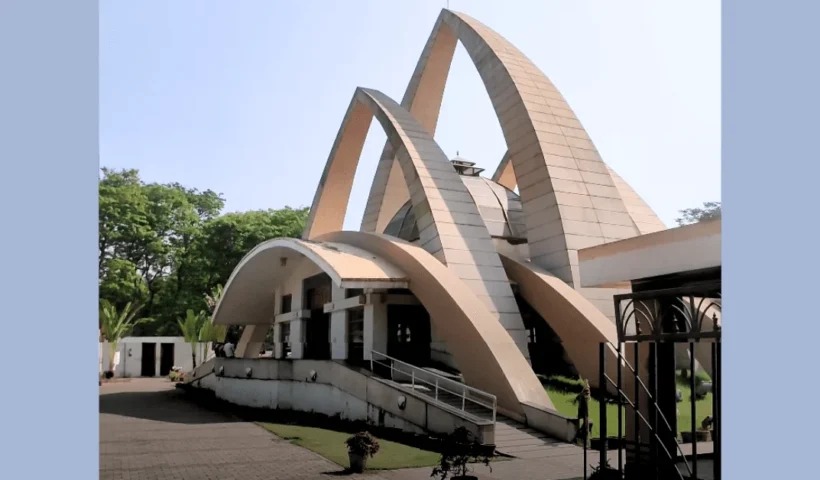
[{"left": 100, "top": 388, "right": 238, "bottom": 425}]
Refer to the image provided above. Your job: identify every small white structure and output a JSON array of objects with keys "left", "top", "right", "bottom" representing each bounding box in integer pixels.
[{"left": 100, "top": 336, "right": 209, "bottom": 378}]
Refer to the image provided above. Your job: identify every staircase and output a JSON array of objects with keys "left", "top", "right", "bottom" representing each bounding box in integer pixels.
[{"left": 493, "top": 416, "right": 580, "bottom": 458}]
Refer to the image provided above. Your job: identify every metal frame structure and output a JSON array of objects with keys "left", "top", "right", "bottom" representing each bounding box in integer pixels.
[{"left": 585, "top": 273, "right": 721, "bottom": 480}]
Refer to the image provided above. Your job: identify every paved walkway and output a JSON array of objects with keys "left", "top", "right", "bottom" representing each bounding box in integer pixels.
[{"left": 100, "top": 378, "right": 586, "bottom": 480}]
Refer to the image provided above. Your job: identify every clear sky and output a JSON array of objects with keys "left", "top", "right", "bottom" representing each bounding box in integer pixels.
[{"left": 100, "top": 0, "right": 720, "bottom": 229}]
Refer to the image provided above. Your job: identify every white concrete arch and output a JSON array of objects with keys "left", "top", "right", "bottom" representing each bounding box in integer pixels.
[{"left": 212, "top": 237, "right": 408, "bottom": 326}]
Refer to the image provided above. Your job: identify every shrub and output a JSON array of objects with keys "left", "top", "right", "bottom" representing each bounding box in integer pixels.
[
  {"left": 345, "top": 432, "right": 380, "bottom": 458},
  {"left": 588, "top": 460, "right": 620, "bottom": 480},
  {"left": 431, "top": 427, "right": 491, "bottom": 480}
]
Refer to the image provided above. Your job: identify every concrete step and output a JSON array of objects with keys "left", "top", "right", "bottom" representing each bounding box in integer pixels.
[{"left": 493, "top": 415, "right": 580, "bottom": 458}]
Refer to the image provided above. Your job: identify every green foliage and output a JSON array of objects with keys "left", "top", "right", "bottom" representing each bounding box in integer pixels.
[
  {"left": 99, "top": 299, "right": 146, "bottom": 374},
  {"left": 588, "top": 460, "right": 620, "bottom": 480},
  {"left": 178, "top": 309, "right": 205, "bottom": 343},
  {"left": 675, "top": 201, "right": 721, "bottom": 226},
  {"left": 431, "top": 427, "right": 491, "bottom": 480},
  {"left": 98, "top": 167, "right": 308, "bottom": 337},
  {"left": 345, "top": 432, "right": 381, "bottom": 457}
]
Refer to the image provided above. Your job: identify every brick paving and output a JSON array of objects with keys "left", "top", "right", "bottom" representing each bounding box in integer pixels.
[{"left": 100, "top": 378, "right": 586, "bottom": 480}]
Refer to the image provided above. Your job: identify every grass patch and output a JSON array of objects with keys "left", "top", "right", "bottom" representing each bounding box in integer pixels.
[
  {"left": 259, "top": 422, "right": 441, "bottom": 470},
  {"left": 543, "top": 374, "right": 713, "bottom": 439}
]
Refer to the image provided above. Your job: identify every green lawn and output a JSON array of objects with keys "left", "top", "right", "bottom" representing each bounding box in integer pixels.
[
  {"left": 544, "top": 374, "right": 713, "bottom": 439},
  {"left": 258, "top": 423, "right": 441, "bottom": 470}
]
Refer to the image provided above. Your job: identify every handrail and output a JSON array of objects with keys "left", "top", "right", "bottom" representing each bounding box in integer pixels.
[{"left": 370, "top": 350, "right": 497, "bottom": 422}]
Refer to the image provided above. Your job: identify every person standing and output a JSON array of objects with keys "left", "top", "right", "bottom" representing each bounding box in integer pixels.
[{"left": 223, "top": 340, "right": 235, "bottom": 358}]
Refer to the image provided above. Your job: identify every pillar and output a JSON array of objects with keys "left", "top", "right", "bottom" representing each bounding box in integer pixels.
[
  {"left": 236, "top": 324, "right": 269, "bottom": 359},
  {"left": 290, "top": 319, "right": 305, "bottom": 359},
  {"left": 330, "top": 285, "right": 348, "bottom": 360},
  {"left": 273, "top": 323, "right": 283, "bottom": 359},
  {"left": 363, "top": 292, "right": 388, "bottom": 361}
]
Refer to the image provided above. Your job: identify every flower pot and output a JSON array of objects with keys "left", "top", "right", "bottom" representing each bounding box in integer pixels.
[
  {"left": 348, "top": 452, "right": 367, "bottom": 473},
  {"left": 680, "top": 430, "right": 711, "bottom": 444}
]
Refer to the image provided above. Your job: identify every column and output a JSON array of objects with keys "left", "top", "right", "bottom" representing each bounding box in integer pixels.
[
  {"left": 290, "top": 318, "right": 305, "bottom": 359},
  {"left": 363, "top": 292, "right": 388, "bottom": 361},
  {"left": 236, "top": 324, "right": 269, "bottom": 359},
  {"left": 273, "top": 323, "right": 283, "bottom": 359},
  {"left": 330, "top": 285, "right": 348, "bottom": 360}
]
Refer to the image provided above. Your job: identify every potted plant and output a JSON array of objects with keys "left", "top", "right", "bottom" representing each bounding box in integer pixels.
[
  {"left": 346, "top": 431, "right": 380, "bottom": 473},
  {"left": 431, "top": 427, "right": 492, "bottom": 480},
  {"left": 681, "top": 416, "right": 713, "bottom": 444},
  {"left": 588, "top": 460, "right": 621, "bottom": 480}
]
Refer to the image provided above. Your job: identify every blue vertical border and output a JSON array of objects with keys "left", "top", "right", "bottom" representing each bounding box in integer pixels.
[
  {"left": 724, "top": 1, "right": 820, "bottom": 479},
  {"left": 0, "top": 1, "right": 99, "bottom": 477}
]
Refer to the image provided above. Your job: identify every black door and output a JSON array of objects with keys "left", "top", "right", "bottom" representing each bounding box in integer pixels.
[
  {"left": 141, "top": 343, "right": 156, "bottom": 377},
  {"left": 159, "top": 343, "right": 174, "bottom": 376},
  {"left": 303, "top": 274, "right": 332, "bottom": 360},
  {"left": 305, "top": 308, "right": 330, "bottom": 359},
  {"left": 387, "top": 304, "right": 431, "bottom": 366}
]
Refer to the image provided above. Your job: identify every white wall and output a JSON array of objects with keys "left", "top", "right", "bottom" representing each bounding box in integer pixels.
[
  {"left": 100, "top": 337, "right": 209, "bottom": 377},
  {"left": 194, "top": 358, "right": 495, "bottom": 444}
]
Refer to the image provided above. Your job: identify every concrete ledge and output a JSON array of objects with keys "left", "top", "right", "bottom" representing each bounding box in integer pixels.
[
  {"left": 199, "top": 357, "right": 495, "bottom": 444},
  {"left": 521, "top": 401, "right": 579, "bottom": 443}
]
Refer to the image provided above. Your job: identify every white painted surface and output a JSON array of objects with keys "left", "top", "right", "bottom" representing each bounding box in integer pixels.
[
  {"left": 579, "top": 222, "right": 721, "bottom": 287},
  {"left": 363, "top": 301, "right": 387, "bottom": 361},
  {"left": 100, "top": 337, "right": 208, "bottom": 377},
  {"left": 194, "top": 358, "right": 494, "bottom": 443},
  {"left": 330, "top": 284, "right": 347, "bottom": 360}
]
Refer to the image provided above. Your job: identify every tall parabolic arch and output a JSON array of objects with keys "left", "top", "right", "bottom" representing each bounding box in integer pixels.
[
  {"left": 212, "top": 8, "right": 671, "bottom": 419},
  {"left": 360, "top": 9, "right": 666, "bottom": 288}
]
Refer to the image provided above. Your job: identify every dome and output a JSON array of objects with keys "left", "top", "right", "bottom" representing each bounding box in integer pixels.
[{"left": 383, "top": 173, "right": 528, "bottom": 244}]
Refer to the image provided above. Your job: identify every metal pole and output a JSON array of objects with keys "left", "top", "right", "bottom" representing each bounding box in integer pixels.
[
  {"left": 599, "top": 342, "right": 608, "bottom": 470},
  {"left": 714, "top": 341, "right": 721, "bottom": 480},
  {"left": 617, "top": 341, "right": 623, "bottom": 475},
  {"left": 649, "top": 342, "right": 657, "bottom": 477},
  {"left": 634, "top": 342, "right": 641, "bottom": 480},
  {"left": 435, "top": 377, "right": 439, "bottom": 401},
  {"left": 690, "top": 342, "right": 698, "bottom": 480},
  {"left": 411, "top": 370, "right": 415, "bottom": 389},
  {"left": 462, "top": 388, "right": 466, "bottom": 411}
]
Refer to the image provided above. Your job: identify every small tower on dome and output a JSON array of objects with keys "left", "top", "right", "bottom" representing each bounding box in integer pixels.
[{"left": 449, "top": 151, "right": 485, "bottom": 177}]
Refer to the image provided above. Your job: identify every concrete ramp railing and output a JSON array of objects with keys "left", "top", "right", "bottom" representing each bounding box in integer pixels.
[
  {"left": 186, "top": 358, "right": 216, "bottom": 384},
  {"left": 192, "top": 358, "right": 496, "bottom": 445},
  {"left": 370, "top": 351, "right": 497, "bottom": 422}
]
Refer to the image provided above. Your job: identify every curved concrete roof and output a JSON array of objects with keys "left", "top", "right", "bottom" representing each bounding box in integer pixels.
[
  {"left": 499, "top": 253, "right": 621, "bottom": 392},
  {"left": 212, "top": 238, "right": 408, "bottom": 326},
  {"left": 318, "top": 230, "right": 552, "bottom": 415},
  {"left": 493, "top": 154, "right": 667, "bottom": 237},
  {"left": 384, "top": 175, "right": 527, "bottom": 242}
]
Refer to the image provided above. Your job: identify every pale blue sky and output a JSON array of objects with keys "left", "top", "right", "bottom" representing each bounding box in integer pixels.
[{"left": 100, "top": 0, "right": 720, "bottom": 228}]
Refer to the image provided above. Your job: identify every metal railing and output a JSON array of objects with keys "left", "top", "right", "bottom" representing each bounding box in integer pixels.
[
  {"left": 369, "top": 350, "right": 497, "bottom": 422},
  {"left": 585, "top": 340, "right": 721, "bottom": 480}
]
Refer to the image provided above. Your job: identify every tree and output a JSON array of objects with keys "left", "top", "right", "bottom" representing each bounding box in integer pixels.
[
  {"left": 178, "top": 309, "right": 206, "bottom": 369},
  {"left": 99, "top": 300, "right": 145, "bottom": 375},
  {"left": 98, "top": 167, "right": 309, "bottom": 339},
  {"left": 204, "top": 284, "right": 223, "bottom": 313},
  {"left": 198, "top": 318, "right": 228, "bottom": 362},
  {"left": 675, "top": 201, "right": 721, "bottom": 226}
]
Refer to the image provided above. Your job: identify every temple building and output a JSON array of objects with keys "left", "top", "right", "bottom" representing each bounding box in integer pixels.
[{"left": 188, "top": 9, "right": 720, "bottom": 469}]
